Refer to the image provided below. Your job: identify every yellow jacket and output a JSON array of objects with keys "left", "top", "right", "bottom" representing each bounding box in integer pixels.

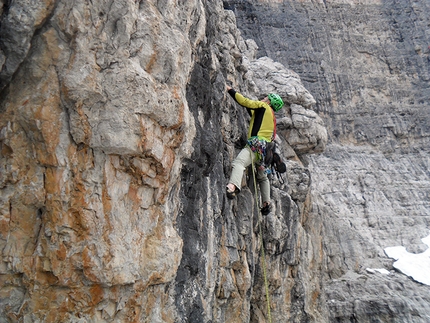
[{"left": 228, "top": 89, "right": 275, "bottom": 142}]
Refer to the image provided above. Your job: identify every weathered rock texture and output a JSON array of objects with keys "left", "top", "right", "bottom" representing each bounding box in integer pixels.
[
  {"left": 0, "top": 0, "right": 328, "bottom": 322},
  {"left": 2, "top": 0, "right": 429, "bottom": 322},
  {"left": 227, "top": 0, "right": 430, "bottom": 322}
]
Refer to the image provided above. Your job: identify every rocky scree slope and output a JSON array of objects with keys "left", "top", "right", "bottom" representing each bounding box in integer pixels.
[
  {"left": 226, "top": 0, "right": 430, "bottom": 322},
  {"left": 0, "top": 0, "right": 327, "bottom": 322}
]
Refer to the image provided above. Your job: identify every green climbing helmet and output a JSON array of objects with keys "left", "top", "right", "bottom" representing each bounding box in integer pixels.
[{"left": 268, "top": 93, "right": 284, "bottom": 112}]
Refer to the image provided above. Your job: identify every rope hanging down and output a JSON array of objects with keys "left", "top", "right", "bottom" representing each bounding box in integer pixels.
[{"left": 249, "top": 147, "right": 273, "bottom": 323}]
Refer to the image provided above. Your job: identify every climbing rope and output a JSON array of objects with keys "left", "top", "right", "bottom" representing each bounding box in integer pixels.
[{"left": 249, "top": 147, "right": 273, "bottom": 323}]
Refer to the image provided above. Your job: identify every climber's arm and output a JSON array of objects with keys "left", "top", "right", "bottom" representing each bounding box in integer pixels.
[{"left": 226, "top": 86, "right": 266, "bottom": 110}]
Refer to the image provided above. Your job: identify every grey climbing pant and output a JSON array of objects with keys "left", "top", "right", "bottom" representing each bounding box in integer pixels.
[{"left": 228, "top": 147, "right": 270, "bottom": 203}]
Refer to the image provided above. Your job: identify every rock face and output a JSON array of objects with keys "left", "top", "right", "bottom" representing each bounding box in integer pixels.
[
  {"left": 0, "top": 0, "right": 327, "bottom": 322},
  {"left": 1, "top": 1, "right": 200, "bottom": 321},
  {"left": 226, "top": 0, "right": 430, "bottom": 321},
  {"left": 1, "top": 0, "right": 428, "bottom": 322}
]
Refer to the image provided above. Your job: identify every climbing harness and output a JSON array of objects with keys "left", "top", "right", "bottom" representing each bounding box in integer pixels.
[
  {"left": 247, "top": 136, "right": 267, "bottom": 165},
  {"left": 249, "top": 147, "right": 273, "bottom": 323}
]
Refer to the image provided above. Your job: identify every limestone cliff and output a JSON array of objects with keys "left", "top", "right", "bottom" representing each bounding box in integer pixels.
[
  {"left": 227, "top": 0, "right": 430, "bottom": 322},
  {"left": 0, "top": 0, "right": 327, "bottom": 322},
  {"left": 3, "top": 0, "right": 429, "bottom": 322}
]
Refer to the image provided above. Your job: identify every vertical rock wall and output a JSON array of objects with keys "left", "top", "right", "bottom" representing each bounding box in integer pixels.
[
  {"left": 176, "top": 13, "right": 327, "bottom": 320},
  {"left": 227, "top": 0, "right": 430, "bottom": 321},
  {"left": 0, "top": 0, "right": 198, "bottom": 321},
  {"left": 0, "top": 0, "right": 328, "bottom": 322}
]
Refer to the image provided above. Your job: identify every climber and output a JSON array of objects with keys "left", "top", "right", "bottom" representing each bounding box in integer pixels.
[{"left": 225, "top": 85, "right": 284, "bottom": 215}]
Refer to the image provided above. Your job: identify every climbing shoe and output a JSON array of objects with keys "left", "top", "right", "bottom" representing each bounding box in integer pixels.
[
  {"left": 226, "top": 185, "right": 239, "bottom": 199},
  {"left": 261, "top": 202, "right": 272, "bottom": 215}
]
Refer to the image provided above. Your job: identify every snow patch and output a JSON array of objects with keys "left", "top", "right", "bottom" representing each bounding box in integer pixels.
[
  {"left": 366, "top": 268, "right": 390, "bottom": 275},
  {"left": 384, "top": 233, "right": 430, "bottom": 286}
]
